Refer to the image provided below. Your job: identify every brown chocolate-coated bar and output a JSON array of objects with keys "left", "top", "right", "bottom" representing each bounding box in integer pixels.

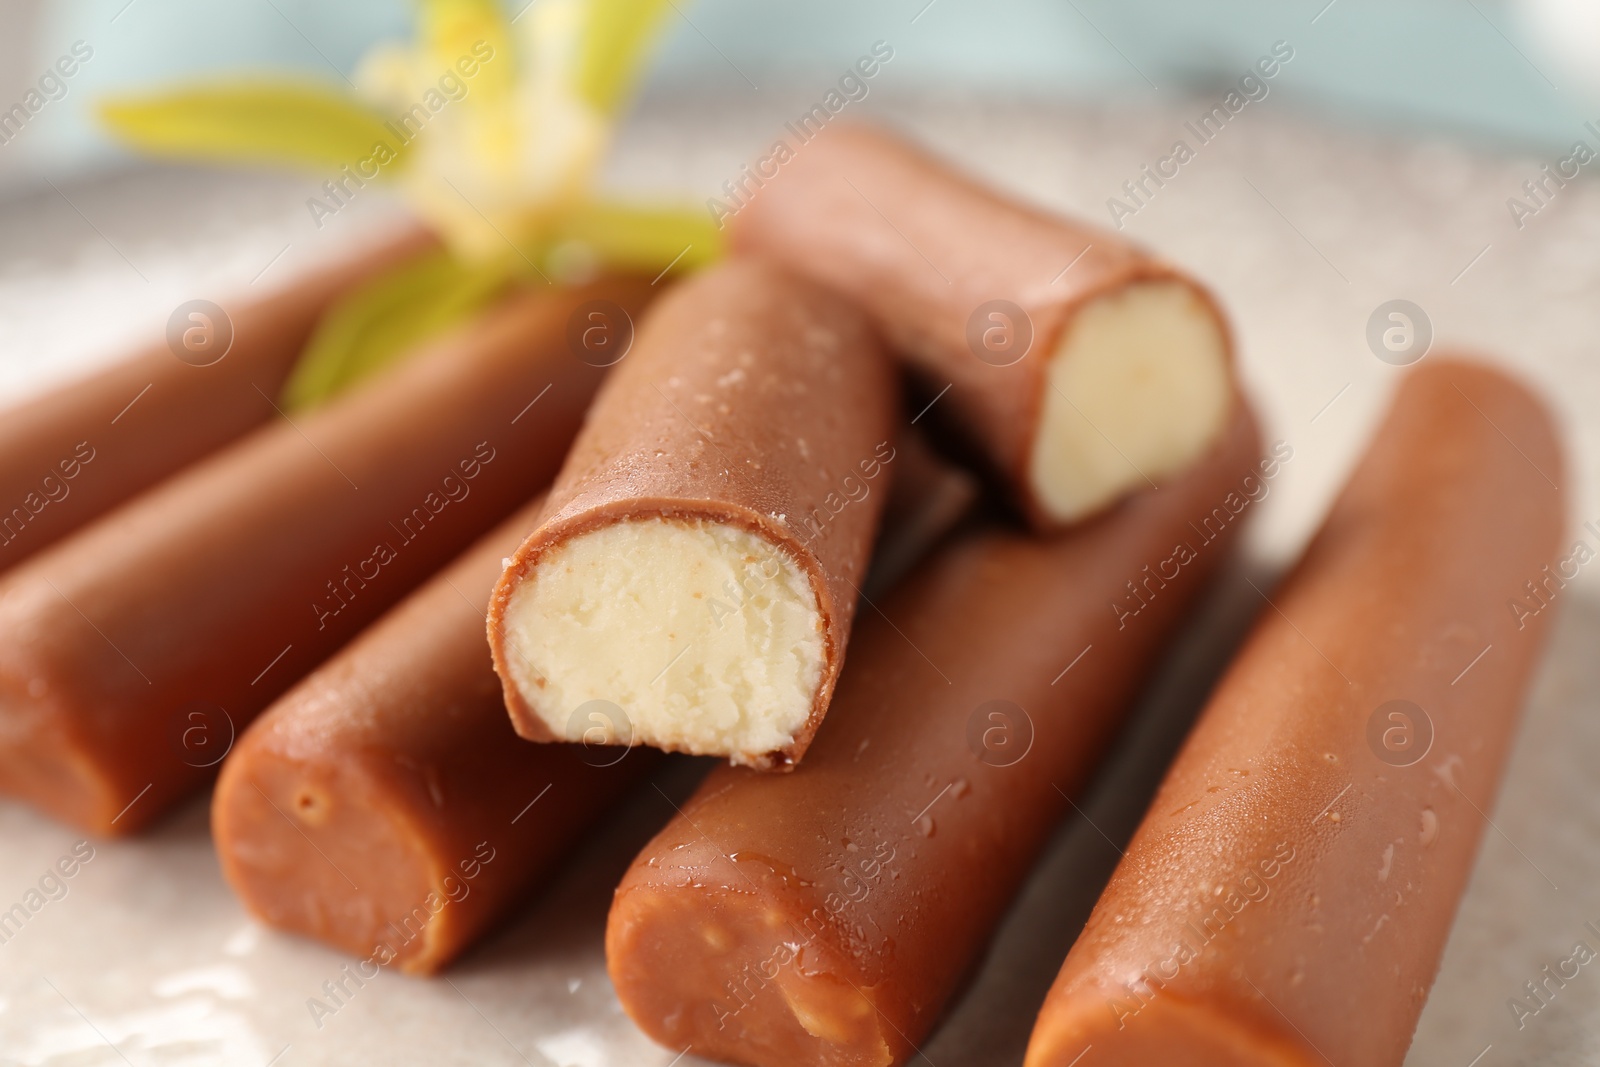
[
  {"left": 861, "top": 423, "right": 979, "bottom": 599},
  {"left": 0, "top": 228, "right": 434, "bottom": 573},
  {"left": 606, "top": 399, "right": 1266, "bottom": 1066},
  {"left": 731, "top": 123, "right": 1235, "bottom": 530},
  {"left": 488, "top": 259, "right": 898, "bottom": 771},
  {"left": 214, "top": 426, "right": 975, "bottom": 976},
  {"left": 214, "top": 497, "right": 657, "bottom": 974},
  {"left": 1024, "top": 359, "right": 1564, "bottom": 1067},
  {"left": 0, "top": 277, "right": 653, "bottom": 836}
]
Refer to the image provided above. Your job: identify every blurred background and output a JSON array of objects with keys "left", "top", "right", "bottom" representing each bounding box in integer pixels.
[
  {"left": 1, "top": 3, "right": 1598, "bottom": 1065},
  {"left": 2, "top": 0, "right": 1599, "bottom": 554},
  {"left": 2, "top": 0, "right": 1599, "bottom": 172}
]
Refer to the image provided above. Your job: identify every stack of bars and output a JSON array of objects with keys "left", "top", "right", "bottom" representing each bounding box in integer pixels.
[{"left": 0, "top": 123, "right": 1565, "bottom": 1067}]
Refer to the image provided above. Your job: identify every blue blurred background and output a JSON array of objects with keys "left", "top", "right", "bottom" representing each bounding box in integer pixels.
[{"left": 1, "top": 0, "right": 1597, "bottom": 190}]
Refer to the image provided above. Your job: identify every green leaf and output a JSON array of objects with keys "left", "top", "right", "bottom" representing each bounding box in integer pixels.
[
  {"left": 98, "top": 81, "right": 405, "bottom": 173},
  {"left": 575, "top": 0, "right": 674, "bottom": 115},
  {"left": 284, "top": 199, "right": 720, "bottom": 412},
  {"left": 553, "top": 200, "right": 723, "bottom": 275},
  {"left": 282, "top": 248, "right": 516, "bottom": 412}
]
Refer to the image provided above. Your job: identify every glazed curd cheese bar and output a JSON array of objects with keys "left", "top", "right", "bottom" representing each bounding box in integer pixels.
[
  {"left": 1025, "top": 359, "right": 1564, "bottom": 1067},
  {"left": 0, "top": 276, "right": 650, "bottom": 835},
  {"left": 488, "top": 258, "right": 897, "bottom": 771},
  {"left": 213, "top": 422, "right": 976, "bottom": 974},
  {"left": 607, "top": 398, "right": 1264, "bottom": 1067},
  {"left": 0, "top": 228, "right": 432, "bottom": 572},
  {"left": 214, "top": 497, "right": 658, "bottom": 974},
  {"left": 731, "top": 123, "right": 1234, "bottom": 529},
  {"left": 860, "top": 423, "right": 979, "bottom": 597}
]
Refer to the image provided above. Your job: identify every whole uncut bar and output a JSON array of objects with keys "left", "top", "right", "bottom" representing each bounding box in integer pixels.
[{"left": 1025, "top": 358, "right": 1564, "bottom": 1067}]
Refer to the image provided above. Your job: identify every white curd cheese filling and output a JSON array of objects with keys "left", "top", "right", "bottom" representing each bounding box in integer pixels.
[
  {"left": 500, "top": 516, "right": 826, "bottom": 762},
  {"left": 1030, "top": 280, "right": 1231, "bottom": 522}
]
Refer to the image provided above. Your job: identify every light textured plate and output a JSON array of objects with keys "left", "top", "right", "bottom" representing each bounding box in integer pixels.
[{"left": 1, "top": 90, "right": 1597, "bottom": 1066}]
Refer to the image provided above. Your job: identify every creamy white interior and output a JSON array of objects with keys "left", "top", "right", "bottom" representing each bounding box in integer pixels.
[
  {"left": 500, "top": 517, "right": 826, "bottom": 763},
  {"left": 1030, "top": 280, "right": 1231, "bottom": 521}
]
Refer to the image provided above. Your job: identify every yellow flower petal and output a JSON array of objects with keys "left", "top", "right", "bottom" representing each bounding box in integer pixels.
[{"left": 417, "top": 0, "right": 516, "bottom": 100}]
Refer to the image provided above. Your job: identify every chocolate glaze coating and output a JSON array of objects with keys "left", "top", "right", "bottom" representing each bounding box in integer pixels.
[
  {"left": 606, "top": 400, "right": 1263, "bottom": 1067},
  {"left": 214, "top": 497, "right": 657, "bottom": 974},
  {"left": 729, "top": 122, "right": 1232, "bottom": 529},
  {"left": 1025, "top": 359, "right": 1565, "bottom": 1066},
  {"left": 212, "top": 425, "right": 975, "bottom": 975},
  {"left": 0, "top": 276, "right": 654, "bottom": 835},
  {"left": 489, "top": 258, "right": 898, "bottom": 769},
  {"left": 861, "top": 424, "right": 979, "bottom": 598},
  {"left": 0, "top": 228, "right": 435, "bottom": 573}
]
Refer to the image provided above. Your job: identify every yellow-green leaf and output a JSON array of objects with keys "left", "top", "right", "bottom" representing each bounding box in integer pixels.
[
  {"left": 282, "top": 248, "right": 517, "bottom": 412},
  {"left": 553, "top": 199, "right": 723, "bottom": 275},
  {"left": 99, "top": 81, "right": 406, "bottom": 173},
  {"left": 575, "top": 0, "right": 674, "bottom": 115}
]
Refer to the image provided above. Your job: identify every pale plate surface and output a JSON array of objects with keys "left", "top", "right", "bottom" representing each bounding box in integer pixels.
[{"left": 0, "top": 90, "right": 1596, "bottom": 1066}]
